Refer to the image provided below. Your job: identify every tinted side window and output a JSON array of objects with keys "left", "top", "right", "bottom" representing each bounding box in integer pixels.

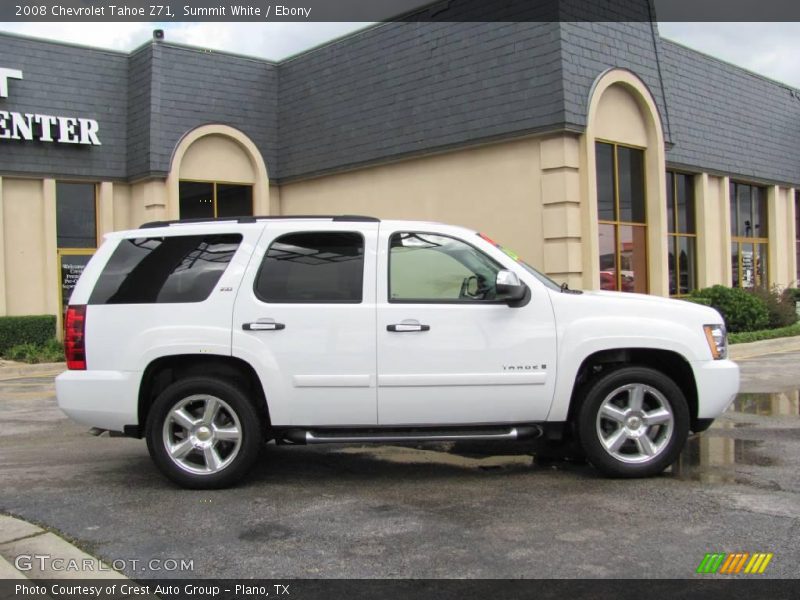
[
  {"left": 89, "top": 234, "right": 242, "bottom": 304},
  {"left": 255, "top": 232, "right": 364, "bottom": 303},
  {"left": 390, "top": 232, "right": 503, "bottom": 302}
]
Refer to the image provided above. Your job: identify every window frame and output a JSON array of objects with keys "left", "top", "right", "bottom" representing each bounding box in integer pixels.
[
  {"left": 666, "top": 170, "right": 698, "bottom": 297},
  {"left": 387, "top": 231, "right": 509, "bottom": 305},
  {"left": 596, "top": 140, "right": 649, "bottom": 294},
  {"left": 253, "top": 230, "right": 366, "bottom": 305},
  {"left": 178, "top": 179, "right": 254, "bottom": 219},
  {"left": 730, "top": 181, "right": 769, "bottom": 290}
]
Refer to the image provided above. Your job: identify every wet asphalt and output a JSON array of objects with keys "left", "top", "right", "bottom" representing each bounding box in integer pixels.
[{"left": 0, "top": 353, "right": 798, "bottom": 579}]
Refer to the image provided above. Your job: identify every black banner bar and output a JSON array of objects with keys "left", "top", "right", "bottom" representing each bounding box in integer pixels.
[
  {"left": 2, "top": 0, "right": 800, "bottom": 22},
  {"left": 2, "top": 579, "right": 799, "bottom": 600}
]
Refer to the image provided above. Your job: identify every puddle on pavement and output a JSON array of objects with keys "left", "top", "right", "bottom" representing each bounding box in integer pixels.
[
  {"left": 335, "top": 444, "right": 534, "bottom": 471},
  {"left": 730, "top": 391, "right": 800, "bottom": 416},
  {"left": 671, "top": 390, "right": 797, "bottom": 483}
]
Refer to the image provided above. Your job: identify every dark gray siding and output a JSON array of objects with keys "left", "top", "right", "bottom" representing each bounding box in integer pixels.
[
  {"left": 145, "top": 44, "right": 278, "bottom": 178},
  {"left": 0, "top": 35, "right": 128, "bottom": 179},
  {"left": 127, "top": 45, "right": 152, "bottom": 179},
  {"left": 558, "top": 20, "right": 671, "bottom": 142},
  {"left": 661, "top": 40, "right": 800, "bottom": 186},
  {"left": 277, "top": 21, "right": 565, "bottom": 180}
]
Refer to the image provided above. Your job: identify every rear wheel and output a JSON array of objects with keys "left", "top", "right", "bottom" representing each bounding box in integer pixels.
[
  {"left": 577, "top": 367, "right": 689, "bottom": 478},
  {"left": 146, "top": 377, "right": 263, "bottom": 489}
]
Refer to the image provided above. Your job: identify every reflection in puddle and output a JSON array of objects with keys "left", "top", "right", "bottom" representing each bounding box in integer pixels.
[
  {"left": 671, "top": 391, "right": 790, "bottom": 483},
  {"left": 731, "top": 391, "right": 800, "bottom": 416},
  {"left": 673, "top": 434, "right": 775, "bottom": 482}
]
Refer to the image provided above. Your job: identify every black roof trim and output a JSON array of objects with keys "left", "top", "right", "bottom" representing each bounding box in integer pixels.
[{"left": 140, "top": 215, "right": 379, "bottom": 229}]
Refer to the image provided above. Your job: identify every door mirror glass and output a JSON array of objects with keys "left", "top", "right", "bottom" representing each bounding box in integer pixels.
[{"left": 496, "top": 269, "right": 526, "bottom": 301}]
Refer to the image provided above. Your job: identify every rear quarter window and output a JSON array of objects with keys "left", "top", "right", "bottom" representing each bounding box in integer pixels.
[{"left": 89, "top": 234, "right": 242, "bottom": 304}]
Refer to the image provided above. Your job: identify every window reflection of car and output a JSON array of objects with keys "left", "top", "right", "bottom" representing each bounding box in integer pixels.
[{"left": 600, "top": 270, "right": 635, "bottom": 292}]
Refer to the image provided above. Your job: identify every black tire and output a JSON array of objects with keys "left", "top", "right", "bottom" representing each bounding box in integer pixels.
[
  {"left": 146, "top": 376, "right": 263, "bottom": 489},
  {"left": 577, "top": 366, "right": 689, "bottom": 478}
]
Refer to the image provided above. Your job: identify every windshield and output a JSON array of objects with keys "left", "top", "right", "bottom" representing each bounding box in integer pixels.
[{"left": 477, "top": 233, "right": 563, "bottom": 292}]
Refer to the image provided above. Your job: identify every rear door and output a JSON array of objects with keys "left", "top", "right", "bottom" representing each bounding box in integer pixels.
[
  {"left": 233, "top": 221, "right": 378, "bottom": 426},
  {"left": 376, "top": 226, "right": 558, "bottom": 425}
]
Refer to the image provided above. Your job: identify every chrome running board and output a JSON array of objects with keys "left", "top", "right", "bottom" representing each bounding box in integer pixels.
[{"left": 282, "top": 425, "right": 542, "bottom": 445}]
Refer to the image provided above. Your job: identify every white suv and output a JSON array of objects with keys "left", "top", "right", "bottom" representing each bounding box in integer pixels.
[{"left": 56, "top": 216, "right": 739, "bottom": 488}]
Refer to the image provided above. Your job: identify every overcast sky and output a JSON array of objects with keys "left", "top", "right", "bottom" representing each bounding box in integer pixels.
[{"left": 1, "top": 21, "right": 799, "bottom": 88}]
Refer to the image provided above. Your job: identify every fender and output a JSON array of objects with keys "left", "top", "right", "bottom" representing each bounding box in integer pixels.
[{"left": 547, "top": 316, "right": 705, "bottom": 422}]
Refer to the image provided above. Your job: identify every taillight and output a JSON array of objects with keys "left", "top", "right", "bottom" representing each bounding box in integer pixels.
[{"left": 64, "top": 305, "right": 87, "bottom": 370}]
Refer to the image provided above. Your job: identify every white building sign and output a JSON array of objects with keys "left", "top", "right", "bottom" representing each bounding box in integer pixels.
[{"left": 0, "top": 67, "right": 102, "bottom": 146}]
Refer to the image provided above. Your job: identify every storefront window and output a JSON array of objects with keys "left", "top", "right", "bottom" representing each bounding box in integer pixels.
[
  {"left": 56, "top": 182, "right": 97, "bottom": 316},
  {"left": 596, "top": 142, "right": 647, "bottom": 293},
  {"left": 179, "top": 181, "right": 253, "bottom": 219},
  {"left": 666, "top": 172, "right": 697, "bottom": 296},
  {"left": 730, "top": 182, "right": 768, "bottom": 289},
  {"left": 57, "top": 183, "right": 97, "bottom": 248}
]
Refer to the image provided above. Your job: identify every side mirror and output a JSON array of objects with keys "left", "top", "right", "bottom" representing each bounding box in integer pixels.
[{"left": 496, "top": 269, "right": 527, "bottom": 304}]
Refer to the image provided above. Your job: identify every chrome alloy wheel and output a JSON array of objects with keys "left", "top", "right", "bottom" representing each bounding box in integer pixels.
[
  {"left": 162, "top": 394, "right": 243, "bottom": 475},
  {"left": 595, "top": 383, "right": 675, "bottom": 464}
]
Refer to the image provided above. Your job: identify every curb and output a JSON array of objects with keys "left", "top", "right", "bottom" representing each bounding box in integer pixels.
[
  {"left": 0, "top": 362, "right": 65, "bottom": 381},
  {"left": 729, "top": 336, "right": 800, "bottom": 361},
  {"left": 0, "top": 515, "right": 128, "bottom": 580}
]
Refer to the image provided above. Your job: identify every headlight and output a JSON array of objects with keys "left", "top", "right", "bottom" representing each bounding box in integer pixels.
[{"left": 703, "top": 324, "right": 728, "bottom": 360}]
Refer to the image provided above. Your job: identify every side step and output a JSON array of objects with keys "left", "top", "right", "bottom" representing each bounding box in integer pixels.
[{"left": 280, "top": 425, "right": 542, "bottom": 445}]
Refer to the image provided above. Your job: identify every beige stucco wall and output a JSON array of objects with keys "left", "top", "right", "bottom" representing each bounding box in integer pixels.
[
  {"left": 179, "top": 134, "right": 256, "bottom": 184},
  {"left": 1, "top": 178, "right": 49, "bottom": 315},
  {"left": 767, "top": 185, "right": 796, "bottom": 288},
  {"left": 279, "top": 137, "right": 546, "bottom": 270},
  {"left": 695, "top": 174, "right": 732, "bottom": 287}
]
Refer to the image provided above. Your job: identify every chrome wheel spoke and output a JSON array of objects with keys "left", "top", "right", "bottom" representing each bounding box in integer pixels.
[
  {"left": 600, "top": 404, "right": 627, "bottom": 423},
  {"left": 203, "top": 446, "right": 223, "bottom": 472},
  {"left": 170, "top": 408, "right": 197, "bottom": 430},
  {"left": 636, "top": 434, "right": 657, "bottom": 457},
  {"left": 202, "top": 397, "right": 220, "bottom": 426},
  {"left": 628, "top": 385, "right": 645, "bottom": 411},
  {"left": 643, "top": 408, "right": 672, "bottom": 426},
  {"left": 168, "top": 438, "right": 194, "bottom": 459},
  {"left": 213, "top": 425, "right": 240, "bottom": 442},
  {"left": 603, "top": 427, "right": 629, "bottom": 453}
]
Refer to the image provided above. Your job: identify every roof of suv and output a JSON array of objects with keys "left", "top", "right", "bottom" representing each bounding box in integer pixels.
[{"left": 140, "top": 215, "right": 380, "bottom": 229}]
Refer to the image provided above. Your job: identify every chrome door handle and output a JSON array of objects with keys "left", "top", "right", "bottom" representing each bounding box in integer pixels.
[
  {"left": 387, "top": 323, "right": 430, "bottom": 332},
  {"left": 243, "top": 321, "right": 285, "bottom": 331}
]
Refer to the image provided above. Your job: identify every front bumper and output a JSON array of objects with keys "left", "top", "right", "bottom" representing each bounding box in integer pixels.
[
  {"left": 692, "top": 358, "right": 740, "bottom": 418},
  {"left": 55, "top": 370, "right": 140, "bottom": 432}
]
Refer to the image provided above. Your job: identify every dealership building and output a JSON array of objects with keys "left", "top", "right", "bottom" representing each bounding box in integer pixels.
[{"left": 1, "top": 6, "right": 799, "bottom": 324}]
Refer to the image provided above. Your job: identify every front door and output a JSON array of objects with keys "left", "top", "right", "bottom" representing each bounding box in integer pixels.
[
  {"left": 233, "top": 221, "right": 378, "bottom": 426},
  {"left": 376, "top": 227, "right": 557, "bottom": 425}
]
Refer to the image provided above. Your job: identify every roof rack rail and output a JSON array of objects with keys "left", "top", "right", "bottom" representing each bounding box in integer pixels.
[{"left": 140, "top": 215, "right": 379, "bottom": 229}]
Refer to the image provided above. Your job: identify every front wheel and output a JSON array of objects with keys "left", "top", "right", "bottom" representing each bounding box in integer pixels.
[
  {"left": 146, "top": 377, "right": 263, "bottom": 489},
  {"left": 577, "top": 367, "right": 689, "bottom": 478}
]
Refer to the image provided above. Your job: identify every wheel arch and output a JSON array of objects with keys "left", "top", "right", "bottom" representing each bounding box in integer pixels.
[
  {"left": 565, "top": 348, "right": 699, "bottom": 431},
  {"left": 135, "top": 354, "right": 270, "bottom": 437}
]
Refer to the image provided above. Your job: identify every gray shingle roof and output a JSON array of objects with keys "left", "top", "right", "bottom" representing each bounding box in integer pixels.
[{"left": 661, "top": 39, "right": 800, "bottom": 185}]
